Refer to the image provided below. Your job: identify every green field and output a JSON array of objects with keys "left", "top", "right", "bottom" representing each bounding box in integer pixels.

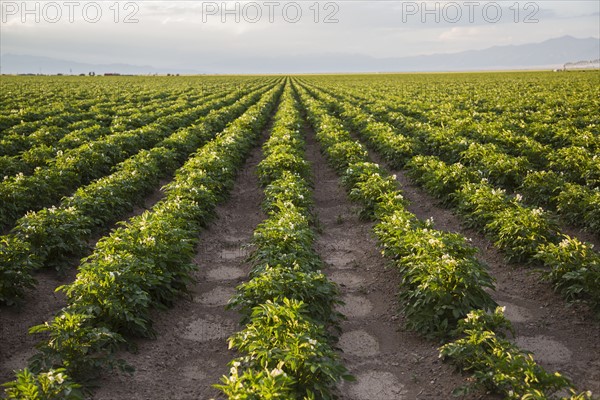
[{"left": 1, "top": 72, "right": 598, "bottom": 399}]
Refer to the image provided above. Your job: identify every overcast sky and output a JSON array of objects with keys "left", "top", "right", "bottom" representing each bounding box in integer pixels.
[{"left": 1, "top": 0, "right": 598, "bottom": 69}]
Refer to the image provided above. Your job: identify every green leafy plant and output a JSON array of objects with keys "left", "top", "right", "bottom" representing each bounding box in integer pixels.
[
  {"left": 222, "top": 299, "right": 351, "bottom": 399},
  {"left": 28, "top": 312, "right": 129, "bottom": 380},
  {"left": 376, "top": 215, "right": 497, "bottom": 337},
  {"left": 548, "top": 146, "right": 596, "bottom": 186},
  {"left": 556, "top": 184, "right": 600, "bottom": 234},
  {"left": 520, "top": 170, "right": 566, "bottom": 208},
  {"left": 0, "top": 234, "right": 38, "bottom": 305},
  {"left": 406, "top": 156, "right": 478, "bottom": 203},
  {"left": 215, "top": 363, "right": 296, "bottom": 399},
  {"left": 460, "top": 142, "right": 531, "bottom": 189},
  {"left": 15, "top": 207, "right": 92, "bottom": 273},
  {"left": 258, "top": 148, "right": 311, "bottom": 185},
  {"left": 250, "top": 203, "right": 319, "bottom": 273},
  {"left": 535, "top": 236, "right": 600, "bottom": 313},
  {"left": 229, "top": 263, "right": 343, "bottom": 327},
  {"left": 440, "top": 308, "right": 585, "bottom": 399},
  {"left": 348, "top": 170, "right": 399, "bottom": 220},
  {"left": 485, "top": 206, "right": 559, "bottom": 263},
  {"left": 3, "top": 368, "right": 83, "bottom": 400},
  {"left": 262, "top": 172, "right": 313, "bottom": 214}
]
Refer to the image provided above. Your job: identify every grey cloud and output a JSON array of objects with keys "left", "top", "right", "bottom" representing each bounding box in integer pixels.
[{"left": 1, "top": 0, "right": 597, "bottom": 70}]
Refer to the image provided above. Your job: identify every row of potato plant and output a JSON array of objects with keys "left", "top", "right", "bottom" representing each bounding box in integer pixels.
[
  {"left": 295, "top": 81, "right": 589, "bottom": 399},
  {"left": 305, "top": 80, "right": 600, "bottom": 233},
  {"left": 216, "top": 84, "right": 350, "bottom": 399},
  {"left": 0, "top": 83, "right": 270, "bottom": 231},
  {"left": 439, "top": 307, "right": 592, "bottom": 399},
  {"left": 2, "top": 83, "right": 283, "bottom": 399},
  {"left": 396, "top": 121, "right": 599, "bottom": 230},
  {"left": 0, "top": 76, "right": 246, "bottom": 136},
  {"left": 408, "top": 157, "right": 600, "bottom": 313},
  {"left": 305, "top": 74, "right": 598, "bottom": 165},
  {"left": 0, "top": 84, "right": 271, "bottom": 306},
  {"left": 0, "top": 90, "right": 211, "bottom": 176},
  {"left": 295, "top": 82, "right": 496, "bottom": 337},
  {"left": 300, "top": 82, "right": 600, "bottom": 313},
  {"left": 0, "top": 88, "right": 183, "bottom": 155}
]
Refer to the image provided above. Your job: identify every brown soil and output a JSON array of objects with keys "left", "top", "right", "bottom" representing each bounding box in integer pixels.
[
  {"left": 304, "top": 127, "right": 495, "bottom": 400},
  {"left": 0, "top": 269, "right": 74, "bottom": 382},
  {"left": 91, "top": 129, "right": 268, "bottom": 400}
]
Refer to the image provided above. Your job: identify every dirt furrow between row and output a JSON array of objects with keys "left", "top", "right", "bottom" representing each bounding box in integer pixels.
[
  {"left": 92, "top": 129, "right": 269, "bottom": 400},
  {"left": 303, "top": 126, "right": 492, "bottom": 400}
]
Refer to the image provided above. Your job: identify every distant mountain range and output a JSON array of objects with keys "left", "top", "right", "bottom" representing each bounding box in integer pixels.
[
  {"left": 1, "top": 35, "right": 598, "bottom": 74},
  {"left": 0, "top": 54, "right": 196, "bottom": 75}
]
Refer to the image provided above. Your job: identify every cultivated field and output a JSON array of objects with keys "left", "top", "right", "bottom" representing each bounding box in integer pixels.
[{"left": 0, "top": 72, "right": 599, "bottom": 399}]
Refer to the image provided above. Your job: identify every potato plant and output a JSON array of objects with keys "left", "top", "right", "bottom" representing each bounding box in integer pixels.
[
  {"left": 0, "top": 85, "right": 271, "bottom": 306},
  {"left": 295, "top": 79, "right": 596, "bottom": 398},
  {"left": 218, "top": 85, "right": 349, "bottom": 398},
  {"left": 307, "top": 79, "right": 600, "bottom": 310},
  {"left": 3, "top": 82, "right": 284, "bottom": 395},
  {"left": 296, "top": 82, "right": 497, "bottom": 337},
  {"left": 0, "top": 86, "right": 260, "bottom": 230},
  {"left": 2, "top": 72, "right": 598, "bottom": 399},
  {"left": 440, "top": 308, "right": 591, "bottom": 399}
]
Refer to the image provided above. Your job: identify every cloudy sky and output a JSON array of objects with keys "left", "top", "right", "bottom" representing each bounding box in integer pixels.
[{"left": 1, "top": 0, "right": 598, "bottom": 70}]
